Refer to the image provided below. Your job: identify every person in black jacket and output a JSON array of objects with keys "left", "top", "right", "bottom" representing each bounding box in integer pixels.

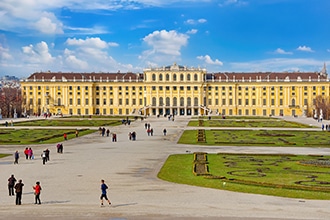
[
  {"left": 14, "top": 179, "right": 24, "bottom": 205},
  {"left": 8, "top": 174, "right": 16, "bottom": 196}
]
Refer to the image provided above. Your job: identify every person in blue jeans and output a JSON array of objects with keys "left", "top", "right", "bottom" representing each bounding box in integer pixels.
[{"left": 100, "top": 179, "right": 111, "bottom": 206}]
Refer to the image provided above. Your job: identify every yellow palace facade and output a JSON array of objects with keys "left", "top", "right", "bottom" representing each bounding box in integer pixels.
[{"left": 21, "top": 63, "right": 329, "bottom": 117}]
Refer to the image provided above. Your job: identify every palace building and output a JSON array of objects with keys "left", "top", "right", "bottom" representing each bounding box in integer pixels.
[{"left": 20, "top": 63, "right": 329, "bottom": 117}]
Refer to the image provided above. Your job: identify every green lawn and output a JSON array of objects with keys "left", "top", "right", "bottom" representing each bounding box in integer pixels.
[
  {"left": 158, "top": 153, "right": 330, "bottom": 199},
  {"left": 0, "top": 129, "right": 96, "bottom": 145},
  {"left": 12, "top": 119, "right": 123, "bottom": 127},
  {"left": 179, "top": 129, "right": 330, "bottom": 147},
  {"left": 188, "top": 118, "right": 313, "bottom": 128}
]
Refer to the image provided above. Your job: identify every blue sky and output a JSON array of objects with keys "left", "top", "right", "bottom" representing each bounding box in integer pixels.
[{"left": 0, "top": 0, "right": 329, "bottom": 78}]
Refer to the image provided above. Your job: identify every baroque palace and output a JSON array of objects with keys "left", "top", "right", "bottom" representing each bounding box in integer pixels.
[{"left": 21, "top": 63, "right": 328, "bottom": 117}]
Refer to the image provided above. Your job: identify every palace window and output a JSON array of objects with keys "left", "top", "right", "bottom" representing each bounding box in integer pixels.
[
  {"left": 173, "top": 97, "right": 177, "bottom": 106},
  {"left": 180, "top": 97, "right": 184, "bottom": 106},
  {"left": 194, "top": 74, "right": 198, "bottom": 81},
  {"left": 173, "top": 74, "right": 177, "bottom": 81},
  {"left": 166, "top": 97, "right": 170, "bottom": 106},
  {"left": 187, "top": 97, "right": 191, "bottom": 106},
  {"left": 180, "top": 74, "right": 184, "bottom": 81},
  {"left": 194, "top": 97, "right": 198, "bottom": 106},
  {"left": 166, "top": 74, "right": 170, "bottom": 81},
  {"left": 152, "top": 74, "right": 156, "bottom": 81},
  {"left": 159, "top": 74, "right": 163, "bottom": 81},
  {"left": 187, "top": 74, "right": 191, "bottom": 81},
  {"left": 85, "top": 99, "right": 89, "bottom": 105}
]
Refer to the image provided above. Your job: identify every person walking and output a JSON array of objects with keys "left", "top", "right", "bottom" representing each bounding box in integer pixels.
[
  {"left": 14, "top": 179, "right": 24, "bottom": 205},
  {"left": 163, "top": 128, "right": 167, "bottom": 136},
  {"left": 41, "top": 150, "right": 47, "bottom": 165},
  {"left": 45, "top": 148, "right": 50, "bottom": 161},
  {"left": 24, "top": 147, "right": 29, "bottom": 160},
  {"left": 8, "top": 174, "right": 16, "bottom": 196},
  {"left": 28, "top": 147, "right": 33, "bottom": 159},
  {"left": 14, "top": 150, "right": 19, "bottom": 164},
  {"left": 33, "top": 181, "right": 42, "bottom": 204},
  {"left": 100, "top": 179, "right": 111, "bottom": 206}
]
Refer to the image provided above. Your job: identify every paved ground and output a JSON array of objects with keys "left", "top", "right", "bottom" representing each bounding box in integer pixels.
[{"left": 1, "top": 116, "right": 330, "bottom": 220}]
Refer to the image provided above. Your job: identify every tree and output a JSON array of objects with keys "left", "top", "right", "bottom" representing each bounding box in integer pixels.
[
  {"left": 313, "top": 95, "right": 330, "bottom": 120},
  {"left": 0, "top": 87, "right": 22, "bottom": 118}
]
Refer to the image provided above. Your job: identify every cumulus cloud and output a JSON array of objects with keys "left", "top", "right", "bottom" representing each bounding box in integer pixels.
[
  {"left": 197, "top": 55, "right": 223, "bottom": 65},
  {"left": 21, "top": 41, "right": 54, "bottom": 63},
  {"left": 63, "top": 37, "right": 133, "bottom": 72},
  {"left": 274, "top": 48, "right": 293, "bottom": 55},
  {"left": 142, "top": 30, "right": 189, "bottom": 56},
  {"left": 297, "top": 45, "right": 314, "bottom": 52},
  {"left": 33, "top": 12, "right": 64, "bottom": 34},
  {"left": 66, "top": 37, "right": 118, "bottom": 49}
]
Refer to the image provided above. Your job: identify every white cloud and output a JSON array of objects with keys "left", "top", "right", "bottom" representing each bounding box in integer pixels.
[
  {"left": 185, "top": 18, "right": 207, "bottom": 25},
  {"left": 66, "top": 37, "right": 115, "bottom": 49},
  {"left": 297, "top": 45, "right": 314, "bottom": 52},
  {"left": 63, "top": 37, "right": 134, "bottom": 73},
  {"left": 186, "top": 29, "right": 198, "bottom": 34},
  {"left": 228, "top": 58, "right": 325, "bottom": 72},
  {"left": 219, "top": 0, "right": 248, "bottom": 7},
  {"left": 21, "top": 41, "right": 54, "bottom": 63},
  {"left": 142, "top": 30, "right": 189, "bottom": 56},
  {"left": 33, "top": 12, "right": 64, "bottom": 34},
  {"left": 274, "top": 48, "right": 293, "bottom": 55},
  {"left": 65, "top": 54, "right": 89, "bottom": 70},
  {"left": 197, "top": 55, "right": 223, "bottom": 65},
  {"left": 0, "top": 45, "right": 12, "bottom": 60}
]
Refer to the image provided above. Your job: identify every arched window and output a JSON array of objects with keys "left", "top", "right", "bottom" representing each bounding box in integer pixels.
[
  {"left": 58, "top": 98, "right": 61, "bottom": 106},
  {"left": 291, "top": 98, "right": 296, "bottom": 106},
  {"left": 152, "top": 97, "right": 156, "bottom": 106},
  {"left": 187, "top": 97, "right": 191, "bottom": 106},
  {"left": 159, "top": 97, "right": 164, "bottom": 106},
  {"left": 180, "top": 97, "right": 184, "bottom": 106},
  {"left": 194, "top": 97, "right": 198, "bottom": 106},
  {"left": 152, "top": 74, "right": 156, "bottom": 81},
  {"left": 159, "top": 74, "right": 163, "bottom": 81},
  {"left": 180, "top": 74, "right": 184, "bottom": 81},
  {"left": 194, "top": 74, "right": 198, "bottom": 81},
  {"left": 166, "top": 97, "right": 170, "bottom": 106},
  {"left": 173, "top": 74, "right": 177, "bottom": 81},
  {"left": 173, "top": 97, "right": 177, "bottom": 106},
  {"left": 187, "top": 74, "right": 191, "bottom": 81},
  {"left": 166, "top": 74, "right": 170, "bottom": 81}
]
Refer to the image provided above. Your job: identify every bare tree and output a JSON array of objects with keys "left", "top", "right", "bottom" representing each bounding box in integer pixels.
[
  {"left": 0, "top": 87, "right": 22, "bottom": 118},
  {"left": 314, "top": 95, "right": 330, "bottom": 120}
]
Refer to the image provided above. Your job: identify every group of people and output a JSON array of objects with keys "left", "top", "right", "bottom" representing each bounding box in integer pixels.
[
  {"left": 128, "top": 131, "right": 137, "bottom": 140},
  {"left": 99, "top": 127, "right": 110, "bottom": 137},
  {"left": 8, "top": 174, "right": 42, "bottom": 205},
  {"left": 144, "top": 122, "right": 167, "bottom": 136},
  {"left": 24, "top": 147, "right": 34, "bottom": 159},
  {"left": 41, "top": 149, "right": 50, "bottom": 165}
]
